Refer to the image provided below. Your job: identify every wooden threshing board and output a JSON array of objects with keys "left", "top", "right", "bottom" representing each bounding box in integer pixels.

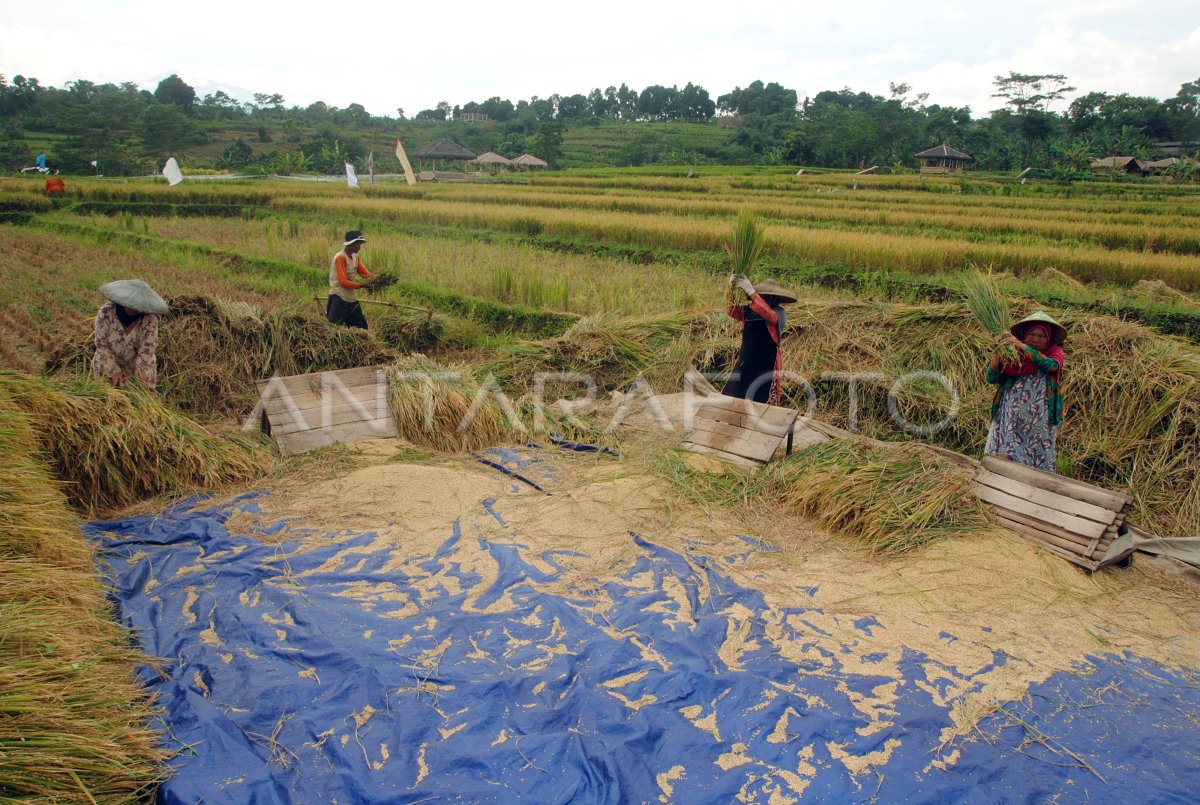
[
  {"left": 255, "top": 366, "right": 396, "bottom": 456},
  {"left": 681, "top": 395, "right": 806, "bottom": 467}
]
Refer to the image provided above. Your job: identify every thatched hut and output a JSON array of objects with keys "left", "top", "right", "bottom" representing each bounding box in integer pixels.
[
  {"left": 915, "top": 142, "right": 971, "bottom": 174},
  {"left": 1090, "top": 156, "right": 1148, "bottom": 177},
  {"left": 470, "top": 152, "right": 513, "bottom": 175},
  {"left": 512, "top": 153, "right": 549, "bottom": 170},
  {"left": 413, "top": 138, "right": 478, "bottom": 173}
]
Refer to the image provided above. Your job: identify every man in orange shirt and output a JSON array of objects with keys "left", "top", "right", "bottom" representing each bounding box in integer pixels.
[{"left": 326, "top": 230, "right": 374, "bottom": 328}]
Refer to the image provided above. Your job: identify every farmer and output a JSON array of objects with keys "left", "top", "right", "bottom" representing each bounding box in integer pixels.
[
  {"left": 92, "top": 279, "right": 168, "bottom": 393},
  {"left": 723, "top": 275, "right": 797, "bottom": 405},
  {"left": 985, "top": 311, "right": 1067, "bottom": 472},
  {"left": 327, "top": 230, "right": 374, "bottom": 329}
]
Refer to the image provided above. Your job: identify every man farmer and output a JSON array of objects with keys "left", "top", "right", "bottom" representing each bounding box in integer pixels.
[{"left": 327, "top": 230, "right": 374, "bottom": 329}]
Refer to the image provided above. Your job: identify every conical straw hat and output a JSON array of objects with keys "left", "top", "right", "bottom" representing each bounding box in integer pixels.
[
  {"left": 99, "top": 280, "right": 169, "bottom": 315},
  {"left": 1010, "top": 311, "right": 1067, "bottom": 345},
  {"left": 754, "top": 280, "right": 798, "bottom": 304}
]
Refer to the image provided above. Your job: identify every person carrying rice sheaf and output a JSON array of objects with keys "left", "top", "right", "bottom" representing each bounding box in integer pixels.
[
  {"left": 327, "top": 230, "right": 375, "bottom": 329},
  {"left": 985, "top": 311, "right": 1067, "bottom": 472},
  {"left": 723, "top": 275, "right": 797, "bottom": 405},
  {"left": 92, "top": 279, "right": 168, "bottom": 393}
]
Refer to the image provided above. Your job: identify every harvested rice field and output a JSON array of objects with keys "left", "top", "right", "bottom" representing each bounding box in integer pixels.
[{"left": 2, "top": 171, "right": 1199, "bottom": 802}]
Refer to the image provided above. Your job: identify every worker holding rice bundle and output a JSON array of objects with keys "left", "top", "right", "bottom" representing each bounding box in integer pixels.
[
  {"left": 327, "top": 229, "right": 374, "bottom": 329},
  {"left": 985, "top": 311, "right": 1067, "bottom": 472},
  {"left": 723, "top": 275, "right": 797, "bottom": 405},
  {"left": 92, "top": 279, "right": 168, "bottom": 393}
]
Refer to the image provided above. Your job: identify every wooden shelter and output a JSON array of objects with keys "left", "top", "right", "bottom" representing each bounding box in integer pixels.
[
  {"left": 1143, "top": 157, "right": 1180, "bottom": 175},
  {"left": 412, "top": 138, "right": 478, "bottom": 173},
  {"left": 1090, "top": 156, "right": 1147, "bottom": 177},
  {"left": 915, "top": 142, "right": 972, "bottom": 174},
  {"left": 512, "top": 153, "right": 549, "bottom": 170},
  {"left": 470, "top": 152, "right": 513, "bottom": 175}
]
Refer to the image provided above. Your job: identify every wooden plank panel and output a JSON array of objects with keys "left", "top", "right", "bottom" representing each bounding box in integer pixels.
[
  {"left": 681, "top": 441, "right": 763, "bottom": 469},
  {"left": 271, "top": 401, "right": 394, "bottom": 436},
  {"left": 265, "top": 383, "right": 389, "bottom": 417},
  {"left": 975, "top": 471, "right": 1118, "bottom": 525},
  {"left": 972, "top": 483, "right": 1107, "bottom": 540},
  {"left": 687, "top": 416, "right": 783, "bottom": 454},
  {"left": 694, "top": 395, "right": 797, "bottom": 428},
  {"left": 696, "top": 405, "right": 797, "bottom": 438},
  {"left": 996, "top": 515, "right": 1100, "bottom": 570},
  {"left": 684, "top": 426, "right": 779, "bottom": 463},
  {"left": 277, "top": 417, "right": 398, "bottom": 456},
  {"left": 255, "top": 366, "right": 390, "bottom": 398},
  {"left": 989, "top": 506, "right": 1095, "bottom": 550},
  {"left": 981, "top": 455, "right": 1131, "bottom": 511}
]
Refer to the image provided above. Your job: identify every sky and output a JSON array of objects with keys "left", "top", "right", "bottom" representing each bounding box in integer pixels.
[{"left": 1, "top": 0, "right": 1198, "bottom": 118}]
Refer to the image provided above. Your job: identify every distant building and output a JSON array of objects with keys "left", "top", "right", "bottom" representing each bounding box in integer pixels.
[
  {"left": 459, "top": 112, "right": 489, "bottom": 123},
  {"left": 915, "top": 142, "right": 972, "bottom": 174},
  {"left": 1090, "top": 156, "right": 1148, "bottom": 177}
]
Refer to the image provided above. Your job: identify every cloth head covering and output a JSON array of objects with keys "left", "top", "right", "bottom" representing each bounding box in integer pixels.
[
  {"left": 99, "top": 279, "right": 169, "bottom": 315},
  {"left": 1011, "top": 311, "right": 1067, "bottom": 345},
  {"left": 754, "top": 280, "right": 798, "bottom": 304},
  {"left": 343, "top": 230, "right": 367, "bottom": 246}
]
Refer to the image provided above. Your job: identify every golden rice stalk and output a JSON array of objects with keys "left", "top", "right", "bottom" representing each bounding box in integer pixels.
[
  {"left": 960, "top": 267, "right": 1019, "bottom": 363},
  {"left": 725, "top": 209, "right": 766, "bottom": 284},
  {"left": 0, "top": 397, "right": 166, "bottom": 799},
  {"left": 777, "top": 440, "right": 995, "bottom": 555},
  {"left": 0, "top": 371, "right": 270, "bottom": 514},
  {"left": 385, "top": 356, "right": 514, "bottom": 452}
]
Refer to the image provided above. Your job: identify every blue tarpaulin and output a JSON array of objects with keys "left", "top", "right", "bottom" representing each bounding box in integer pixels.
[{"left": 87, "top": 452, "right": 1200, "bottom": 803}]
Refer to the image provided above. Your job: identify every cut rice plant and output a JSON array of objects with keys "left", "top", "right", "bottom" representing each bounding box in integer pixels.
[
  {"left": 386, "top": 356, "right": 516, "bottom": 452},
  {"left": 366, "top": 270, "right": 400, "bottom": 294},
  {"left": 774, "top": 439, "right": 996, "bottom": 555},
  {"left": 0, "top": 398, "right": 166, "bottom": 800},
  {"left": 373, "top": 312, "right": 443, "bottom": 354},
  {"left": 0, "top": 371, "right": 270, "bottom": 513},
  {"left": 961, "top": 267, "right": 1019, "bottom": 363},
  {"left": 725, "top": 210, "right": 766, "bottom": 300}
]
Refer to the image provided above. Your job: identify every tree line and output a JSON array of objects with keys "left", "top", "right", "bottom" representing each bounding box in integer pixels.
[{"left": 1, "top": 71, "right": 1197, "bottom": 176}]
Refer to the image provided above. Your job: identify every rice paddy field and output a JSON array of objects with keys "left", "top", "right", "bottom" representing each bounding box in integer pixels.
[{"left": 2, "top": 170, "right": 1200, "bottom": 801}]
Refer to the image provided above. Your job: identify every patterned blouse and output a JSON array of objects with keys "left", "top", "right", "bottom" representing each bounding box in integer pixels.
[
  {"left": 987, "top": 345, "right": 1063, "bottom": 427},
  {"left": 92, "top": 302, "right": 159, "bottom": 391}
]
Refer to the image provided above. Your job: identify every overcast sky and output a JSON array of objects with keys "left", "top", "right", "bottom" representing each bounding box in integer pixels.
[{"left": 2, "top": 1, "right": 1197, "bottom": 117}]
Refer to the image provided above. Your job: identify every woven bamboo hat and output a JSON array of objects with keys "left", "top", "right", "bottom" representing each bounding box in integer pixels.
[
  {"left": 1011, "top": 311, "right": 1067, "bottom": 345},
  {"left": 754, "top": 280, "right": 798, "bottom": 304},
  {"left": 343, "top": 230, "right": 367, "bottom": 246},
  {"left": 99, "top": 279, "right": 169, "bottom": 315}
]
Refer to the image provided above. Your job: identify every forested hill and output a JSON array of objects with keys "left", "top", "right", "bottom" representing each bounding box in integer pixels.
[{"left": 1, "top": 72, "right": 1197, "bottom": 176}]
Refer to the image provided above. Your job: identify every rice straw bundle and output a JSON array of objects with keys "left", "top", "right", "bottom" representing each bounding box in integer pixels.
[
  {"left": 0, "top": 371, "right": 269, "bottom": 513},
  {"left": 0, "top": 398, "right": 166, "bottom": 799},
  {"left": 374, "top": 312, "right": 443, "bottom": 354},
  {"left": 775, "top": 440, "right": 995, "bottom": 555},
  {"left": 725, "top": 210, "right": 766, "bottom": 301},
  {"left": 366, "top": 271, "right": 400, "bottom": 294},
  {"left": 960, "top": 268, "right": 1019, "bottom": 363},
  {"left": 386, "top": 356, "right": 516, "bottom": 452}
]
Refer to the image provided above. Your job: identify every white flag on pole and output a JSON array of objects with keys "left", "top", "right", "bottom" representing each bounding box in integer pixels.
[
  {"left": 90, "top": 160, "right": 98, "bottom": 167},
  {"left": 345, "top": 163, "right": 359, "bottom": 189},
  {"left": 163, "top": 157, "right": 183, "bottom": 186}
]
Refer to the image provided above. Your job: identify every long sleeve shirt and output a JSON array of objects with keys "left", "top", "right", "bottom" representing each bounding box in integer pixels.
[
  {"left": 328, "top": 250, "right": 372, "bottom": 302},
  {"left": 726, "top": 293, "right": 786, "bottom": 406},
  {"left": 92, "top": 302, "right": 158, "bottom": 391},
  {"left": 987, "top": 345, "right": 1063, "bottom": 426}
]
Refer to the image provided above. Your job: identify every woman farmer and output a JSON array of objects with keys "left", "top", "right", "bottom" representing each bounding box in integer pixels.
[
  {"left": 723, "top": 275, "right": 798, "bottom": 405},
  {"left": 327, "top": 230, "right": 374, "bottom": 329},
  {"left": 92, "top": 279, "right": 168, "bottom": 393},
  {"left": 985, "top": 311, "right": 1067, "bottom": 472}
]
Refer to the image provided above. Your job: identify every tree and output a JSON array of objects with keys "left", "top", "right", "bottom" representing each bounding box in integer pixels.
[
  {"left": 991, "top": 72, "right": 1075, "bottom": 114},
  {"left": 637, "top": 85, "right": 678, "bottom": 121},
  {"left": 678, "top": 83, "right": 715, "bottom": 121},
  {"left": 718, "top": 81, "right": 798, "bottom": 118},
  {"left": 556, "top": 93, "right": 589, "bottom": 121},
  {"left": 140, "top": 104, "right": 203, "bottom": 154},
  {"left": 415, "top": 107, "right": 445, "bottom": 121},
  {"left": 219, "top": 138, "right": 255, "bottom": 169},
  {"left": 154, "top": 74, "right": 196, "bottom": 112},
  {"left": 531, "top": 119, "right": 565, "bottom": 167}
]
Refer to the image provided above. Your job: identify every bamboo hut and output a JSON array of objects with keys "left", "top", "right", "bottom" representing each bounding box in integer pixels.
[
  {"left": 512, "top": 153, "right": 549, "bottom": 170},
  {"left": 1090, "top": 156, "right": 1148, "bottom": 177},
  {"left": 470, "top": 151, "right": 514, "bottom": 175},
  {"left": 412, "top": 138, "right": 478, "bottom": 178},
  {"left": 915, "top": 142, "right": 972, "bottom": 174}
]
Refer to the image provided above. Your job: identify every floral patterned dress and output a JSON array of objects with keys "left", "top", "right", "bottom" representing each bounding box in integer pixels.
[
  {"left": 984, "top": 346, "right": 1063, "bottom": 472},
  {"left": 92, "top": 302, "right": 159, "bottom": 392}
]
